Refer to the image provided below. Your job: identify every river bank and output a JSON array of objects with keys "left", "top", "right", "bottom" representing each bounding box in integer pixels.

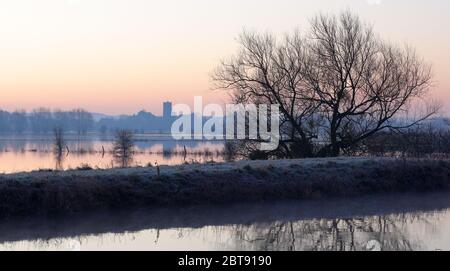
[{"left": 1, "top": 157, "right": 450, "bottom": 218}]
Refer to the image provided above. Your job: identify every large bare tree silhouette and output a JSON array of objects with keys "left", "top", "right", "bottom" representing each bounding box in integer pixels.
[{"left": 214, "top": 11, "right": 438, "bottom": 158}]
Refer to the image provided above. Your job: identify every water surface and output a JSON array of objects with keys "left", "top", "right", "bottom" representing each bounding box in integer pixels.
[
  {"left": 1, "top": 192, "right": 450, "bottom": 251},
  {"left": 0, "top": 134, "right": 224, "bottom": 173}
]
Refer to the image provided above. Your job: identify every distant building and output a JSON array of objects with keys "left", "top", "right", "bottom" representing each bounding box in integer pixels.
[{"left": 163, "top": 101, "right": 172, "bottom": 120}]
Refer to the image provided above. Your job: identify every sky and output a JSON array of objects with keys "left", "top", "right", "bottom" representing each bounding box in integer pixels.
[{"left": 0, "top": 0, "right": 449, "bottom": 115}]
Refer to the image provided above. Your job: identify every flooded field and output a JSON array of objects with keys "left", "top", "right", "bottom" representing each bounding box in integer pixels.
[{"left": 0, "top": 134, "right": 224, "bottom": 173}]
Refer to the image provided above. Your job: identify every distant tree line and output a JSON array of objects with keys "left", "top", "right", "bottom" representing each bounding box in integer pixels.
[
  {"left": 97, "top": 110, "right": 172, "bottom": 134},
  {"left": 0, "top": 108, "right": 178, "bottom": 135},
  {"left": 362, "top": 124, "right": 450, "bottom": 158},
  {"left": 0, "top": 108, "right": 93, "bottom": 134}
]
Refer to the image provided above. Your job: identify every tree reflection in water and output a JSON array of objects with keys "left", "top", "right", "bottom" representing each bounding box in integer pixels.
[
  {"left": 1, "top": 193, "right": 447, "bottom": 251},
  {"left": 54, "top": 152, "right": 65, "bottom": 171},
  {"left": 230, "top": 213, "right": 438, "bottom": 251}
]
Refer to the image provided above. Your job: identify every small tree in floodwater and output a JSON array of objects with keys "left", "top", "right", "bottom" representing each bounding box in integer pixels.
[
  {"left": 112, "top": 129, "right": 135, "bottom": 168},
  {"left": 53, "top": 127, "right": 65, "bottom": 155},
  {"left": 53, "top": 127, "right": 66, "bottom": 170}
]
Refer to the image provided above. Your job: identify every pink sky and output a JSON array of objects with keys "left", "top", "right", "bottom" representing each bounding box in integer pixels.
[{"left": 0, "top": 0, "right": 449, "bottom": 115}]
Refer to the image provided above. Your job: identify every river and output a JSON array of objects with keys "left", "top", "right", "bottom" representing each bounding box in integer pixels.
[{"left": 1, "top": 192, "right": 450, "bottom": 251}]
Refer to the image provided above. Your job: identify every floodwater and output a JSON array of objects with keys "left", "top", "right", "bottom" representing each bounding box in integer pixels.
[
  {"left": 0, "top": 134, "right": 224, "bottom": 173},
  {"left": 1, "top": 192, "right": 450, "bottom": 251}
]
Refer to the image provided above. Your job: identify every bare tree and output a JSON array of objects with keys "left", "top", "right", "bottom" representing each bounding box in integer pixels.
[
  {"left": 213, "top": 11, "right": 438, "bottom": 158},
  {"left": 53, "top": 127, "right": 65, "bottom": 155},
  {"left": 112, "top": 129, "right": 135, "bottom": 167},
  {"left": 53, "top": 127, "right": 66, "bottom": 171},
  {"left": 306, "top": 12, "right": 437, "bottom": 156},
  {"left": 71, "top": 108, "right": 94, "bottom": 135},
  {"left": 214, "top": 31, "right": 320, "bottom": 158}
]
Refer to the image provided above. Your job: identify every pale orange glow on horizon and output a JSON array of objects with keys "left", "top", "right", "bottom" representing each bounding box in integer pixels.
[{"left": 0, "top": 0, "right": 449, "bottom": 115}]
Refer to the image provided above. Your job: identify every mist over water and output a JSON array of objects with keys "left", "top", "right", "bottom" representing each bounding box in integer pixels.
[{"left": 1, "top": 192, "right": 450, "bottom": 251}]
